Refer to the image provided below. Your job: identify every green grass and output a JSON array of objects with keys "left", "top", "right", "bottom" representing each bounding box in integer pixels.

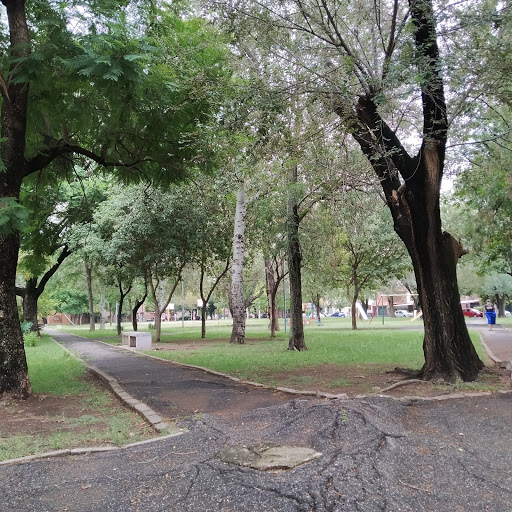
[
  {"left": 143, "top": 327, "right": 430, "bottom": 381},
  {"left": 0, "top": 335, "right": 165, "bottom": 462},
  {"left": 26, "top": 334, "right": 91, "bottom": 394}
]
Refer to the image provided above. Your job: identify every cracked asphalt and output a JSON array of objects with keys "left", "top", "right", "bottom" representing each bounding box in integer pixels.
[{"left": 1, "top": 331, "right": 511, "bottom": 511}]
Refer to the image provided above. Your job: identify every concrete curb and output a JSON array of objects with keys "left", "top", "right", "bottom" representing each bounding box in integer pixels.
[{"left": 0, "top": 432, "right": 185, "bottom": 466}]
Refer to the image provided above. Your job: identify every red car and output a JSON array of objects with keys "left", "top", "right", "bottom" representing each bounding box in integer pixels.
[{"left": 462, "top": 308, "right": 483, "bottom": 318}]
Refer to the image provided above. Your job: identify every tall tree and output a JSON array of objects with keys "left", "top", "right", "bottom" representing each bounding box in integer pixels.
[
  {"left": 221, "top": 0, "right": 490, "bottom": 380},
  {"left": 0, "top": 1, "right": 230, "bottom": 396}
]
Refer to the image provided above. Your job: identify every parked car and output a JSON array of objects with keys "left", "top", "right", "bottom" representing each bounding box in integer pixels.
[
  {"left": 331, "top": 312, "right": 346, "bottom": 317},
  {"left": 395, "top": 309, "right": 413, "bottom": 317},
  {"left": 505, "top": 310, "right": 511, "bottom": 317},
  {"left": 462, "top": 308, "right": 483, "bottom": 318}
]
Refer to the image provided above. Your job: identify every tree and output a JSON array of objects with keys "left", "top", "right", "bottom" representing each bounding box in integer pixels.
[
  {"left": 221, "top": 0, "right": 487, "bottom": 380},
  {"left": 482, "top": 274, "right": 512, "bottom": 317},
  {"left": 230, "top": 180, "right": 248, "bottom": 343},
  {"left": 0, "top": 0, "right": 230, "bottom": 396}
]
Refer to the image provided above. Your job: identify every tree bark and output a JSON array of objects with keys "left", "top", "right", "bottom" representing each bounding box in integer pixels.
[
  {"left": 117, "top": 279, "right": 132, "bottom": 336},
  {"left": 131, "top": 291, "right": 147, "bottom": 332},
  {"left": 230, "top": 182, "right": 247, "bottom": 344},
  {"left": 0, "top": 0, "right": 32, "bottom": 396},
  {"left": 287, "top": 166, "right": 307, "bottom": 351},
  {"left": 85, "top": 261, "right": 95, "bottom": 331},
  {"left": 100, "top": 290, "right": 106, "bottom": 330},
  {"left": 264, "top": 259, "right": 279, "bottom": 336},
  {"left": 19, "top": 278, "right": 38, "bottom": 332}
]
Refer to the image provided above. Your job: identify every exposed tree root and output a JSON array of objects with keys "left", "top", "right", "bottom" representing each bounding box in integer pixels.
[{"left": 377, "top": 379, "right": 432, "bottom": 394}]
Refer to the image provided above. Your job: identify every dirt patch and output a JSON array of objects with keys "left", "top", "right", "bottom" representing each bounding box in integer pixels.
[
  {"left": 250, "top": 364, "right": 511, "bottom": 398},
  {"left": 0, "top": 374, "right": 158, "bottom": 461}
]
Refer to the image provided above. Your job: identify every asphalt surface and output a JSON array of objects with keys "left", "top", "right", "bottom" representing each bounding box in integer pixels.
[{"left": 0, "top": 325, "right": 511, "bottom": 512}]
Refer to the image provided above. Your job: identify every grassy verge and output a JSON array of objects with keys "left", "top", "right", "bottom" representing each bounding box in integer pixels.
[
  {"left": 0, "top": 335, "right": 164, "bottom": 462},
  {"left": 142, "top": 327, "right": 486, "bottom": 378}
]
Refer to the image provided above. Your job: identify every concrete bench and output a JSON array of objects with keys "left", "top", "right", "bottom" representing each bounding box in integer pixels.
[{"left": 122, "top": 331, "right": 152, "bottom": 350}]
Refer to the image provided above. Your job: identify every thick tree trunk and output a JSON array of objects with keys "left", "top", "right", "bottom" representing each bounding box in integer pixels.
[
  {"left": 230, "top": 182, "right": 247, "bottom": 344},
  {"left": 0, "top": 232, "right": 31, "bottom": 397},
  {"left": 0, "top": 0, "right": 32, "bottom": 397},
  {"left": 332, "top": 0, "right": 483, "bottom": 381},
  {"left": 85, "top": 261, "right": 95, "bottom": 331},
  {"left": 397, "top": 191, "right": 484, "bottom": 381},
  {"left": 287, "top": 167, "right": 306, "bottom": 351}
]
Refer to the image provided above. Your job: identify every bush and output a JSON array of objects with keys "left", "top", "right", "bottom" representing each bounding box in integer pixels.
[
  {"left": 23, "top": 331, "right": 38, "bottom": 347},
  {"left": 20, "top": 321, "right": 33, "bottom": 334}
]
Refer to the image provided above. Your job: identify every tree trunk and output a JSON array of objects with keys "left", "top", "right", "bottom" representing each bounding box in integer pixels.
[
  {"left": 265, "top": 259, "right": 281, "bottom": 337},
  {"left": 405, "top": 219, "right": 483, "bottom": 381},
  {"left": 287, "top": 166, "right": 307, "bottom": 351},
  {"left": 100, "top": 290, "right": 106, "bottom": 330},
  {"left": 333, "top": 0, "right": 483, "bottom": 381},
  {"left": 200, "top": 300, "right": 207, "bottom": 339},
  {"left": 389, "top": 296, "right": 395, "bottom": 317},
  {"left": 0, "top": 231, "right": 31, "bottom": 398},
  {"left": 132, "top": 292, "right": 147, "bottom": 332},
  {"left": 85, "top": 261, "right": 95, "bottom": 331},
  {"left": 0, "top": 0, "right": 32, "bottom": 397},
  {"left": 117, "top": 280, "right": 132, "bottom": 336},
  {"left": 350, "top": 281, "right": 360, "bottom": 331},
  {"left": 230, "top": 182, "right": 247, "bottom": 344},
  {"left": 20, "top": 278, "right": 39, "bottom": 333}
]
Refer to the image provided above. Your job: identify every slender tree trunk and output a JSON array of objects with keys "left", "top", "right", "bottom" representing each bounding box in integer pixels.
[
  {"left": 350, "top": 280, "right": 360, "bottom": 330},
  {"left": 100, "top": 290, "right": 106, "bottom": 330},
  {"left": 200, "top": 299, "right": 207, "bottom": 338},
  {"left": 230, "top": 182, "right": 247, "bottom": 344},
  {"left": 265, "top": 261, "right": 279, "bottom": 337},
  {"left": 20, "top": 278, "right": 39, "bottom": 333},
  {"left": 287, "top": 166, "right": 307, "bottom": 351},
  {"left": 117, "top": 280, "right": 132, "bottom": 336},
  {"left": 85, "top": 261, "right": 95, "bottom": 331},
  {"left": 132, "top": 292, "right": 147, "bottom": 332}
]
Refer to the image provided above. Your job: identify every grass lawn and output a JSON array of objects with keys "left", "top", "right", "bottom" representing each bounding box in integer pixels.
[{"left": 0, "top": 335, "right": 167, "bottom": 462}]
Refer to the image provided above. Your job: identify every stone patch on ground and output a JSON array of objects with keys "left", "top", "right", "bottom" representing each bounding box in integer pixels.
[{"left": 216, "top": 442, "right": 322, "bottom": 470}]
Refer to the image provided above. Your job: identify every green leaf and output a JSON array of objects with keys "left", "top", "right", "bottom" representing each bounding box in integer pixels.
[{"left": 0, "top": 198, "right": 31, "bottom": 235}]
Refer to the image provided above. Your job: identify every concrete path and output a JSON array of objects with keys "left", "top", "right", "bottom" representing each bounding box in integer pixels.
[
  {"left": 48, "top": 330, "right": 296, "bottom": 425},
  {"left": 466, "top": 318, "right": 512, "bottom": 368}
]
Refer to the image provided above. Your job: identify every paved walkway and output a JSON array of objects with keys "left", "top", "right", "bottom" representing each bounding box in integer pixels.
[
  {"left": 466, "top": 319, "right": 512, "bottom": 367},
  {"left": 48, "top": 330, "right": 296, "bottom": 426}
]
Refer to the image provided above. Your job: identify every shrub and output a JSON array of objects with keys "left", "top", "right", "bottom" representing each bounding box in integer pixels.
[
  {"left": 23, "top": 331, "right": 38, "bottom": 347},
  {"left": 20, "top": 321, "right": 33, "bottom": 334}
]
